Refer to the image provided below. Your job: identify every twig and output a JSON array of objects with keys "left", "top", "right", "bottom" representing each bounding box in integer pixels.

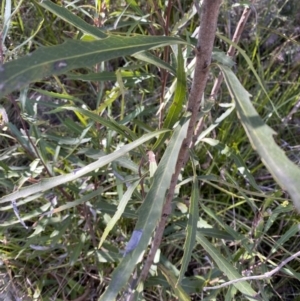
[
  {"left": 203, "top": 250, "right": 300, "bottom": 291},
  {"left": 193, "top": 1, "right": 256, "bottom": 141},
  {"left": 136, "top": 0, "right": 222, "bottom": 285},
  {"left": 210, "top": 1, "right": 255, "bottom": 100},
  {"left": 281, "top": 98, "right": 300, "bottom": 125}
]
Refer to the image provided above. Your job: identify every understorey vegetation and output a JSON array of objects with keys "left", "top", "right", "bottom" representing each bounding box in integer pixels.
[{"left": 0, "top": 0, "right": 300, "bottom": 300}]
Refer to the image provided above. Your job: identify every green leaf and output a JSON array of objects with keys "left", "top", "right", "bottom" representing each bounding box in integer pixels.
[
  {"left": 0, "top": 188, "right": 103, "bottom": 227},
  {"left": 200, "top": 204, "right": 247, "bottom": 244},
  {"left": 219, "top": 64, "right": 300, "bottom": 211},
  {"left": 216, "top": 33, "right": 280, "bottom": 117},
  {"left": 202, "top": 138, "right": 261, "bottom": 191},
  {"left": 69, "top": 235, "right": 85, "bottom": 266},
  {"left": 98, "top": 180, "right": 140, "bottom": 249},
  {"left": 0, "top": 35, "right": 185, "bottom": 98},
  {"left": 176, "top": 161, "right": 199, "bottom": 286},
  {"left": 39, "top": 0, "right": 107, "bottom": 39},
  {"left": 133, "top": 51, "right": 176, "bottom": 74},
  {"left": 163, "top": 46, "right": 187, "bottom": 128},
  {"left": 270, "top": 224, "right": 299, "bottom": 254},
  {"left": 159, "top": 263, "right": 191, "bottom": 301},
  {"left": 99, "top": 115, "right": 190, "bottom": 301},
  {"left": 7, "top": 123, "right": 33, "bottom": 154},
  {"left": 153, "top": 46, "right": 187, "bottom": 150},
  {"left": 0, "top": 130, "right": 168, "bottom": 204},
  {"left": 197, "top": 232, "right": 258, "bottom": 300},
  {"left": 212, "top": 48, "right": 235, "bottom": 67},
  {"left": 67, "top": 70, "right": 149, "bottom": 82},
  {"left": 197, "top": 102, "right": 235, "bottom": 142},
  {"left": 53, "top": 105, "right": 151, "bottom": 147}
]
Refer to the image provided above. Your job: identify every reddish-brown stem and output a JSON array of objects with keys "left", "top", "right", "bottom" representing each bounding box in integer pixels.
[
  {"left": 194, "top": 1, "right": 255, "bottom": 145},
  {"left": 137, "top": 0, "right": 223, "bottom": 285},
  {"left": 210, "top": 1, "right": 255, "bottom": 100}
]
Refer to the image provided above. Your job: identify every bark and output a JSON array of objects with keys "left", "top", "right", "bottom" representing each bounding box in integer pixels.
[{"left": 136, "top": 0, "right": 223, "bottom": 287}]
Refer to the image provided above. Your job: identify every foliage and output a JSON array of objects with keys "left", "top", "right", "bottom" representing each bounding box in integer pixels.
[{"left": 0, "top": 0, "right": 300, "bottom": 300}]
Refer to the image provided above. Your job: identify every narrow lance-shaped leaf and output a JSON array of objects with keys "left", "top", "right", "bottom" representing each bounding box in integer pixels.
[
  {"left": 0, "top": 130, "right": 168, "bottom": 204},
  {"left": 0, "top": 35, "right": 185, "bottom": 98},
  {"left": 98, "top": 180, "right": 140, "bottom": 250},
  {"left": 197, "top": 232, "right": 258, "bottom": 300},
  {"left": 39, "top": 0, "right": 107, "bottom": 38},
  {"left": 133, "top": 51, "right": 176, "bottom": 75},
  {"left": 99, "top": 114, "right": 191, "bottom": 301},
  {"left": 201, "top": 138, "right": 261, "bottom": 191},
  {"left": 159, "top": 264, "right": 191, "bottom": 301},
  {"left": 164, "top": 46, "right": 187, "bottom": 126},
  {"left": 176, "top": 157, "right": 199, "bottom": 286},
  {"left": 216, "top": 33, "right": 280, "bottom": 118},
  {"left": 219, "top": 64, "right": 300, "bottom": 211},
  {"left": 153, "top": 45, "right": 187, "bottom": 150}
]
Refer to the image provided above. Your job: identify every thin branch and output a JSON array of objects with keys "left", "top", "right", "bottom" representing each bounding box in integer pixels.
[
  {"left": 204, "top": 250, "right": 300, "bottom": 291},
  {"left": 281, "top": 97, "right": 300, "bottom": 126},
  {"left": 193, "top": 0, "right": 256, "bottom": 146},
  {"left": 137, "top": 0, "right": 222, "bottom": 285},
  {"left": 210, "top": 1, "right": 256, "bottom": 99}
]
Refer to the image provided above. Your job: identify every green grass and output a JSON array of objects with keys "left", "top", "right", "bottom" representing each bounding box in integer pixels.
[{"left": 0, "top": 0, "right": 300, "bottom": 300}]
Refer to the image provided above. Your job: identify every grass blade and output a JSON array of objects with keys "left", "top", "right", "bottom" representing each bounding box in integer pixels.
[
  {"left": 159, "top": 263, "right": 191, "bottom": 301},
  {"left": 196, "top": 232, "right": 258, "bottom": 300},
  {"left": 153, "top": 46, "right": 187, "bottom": 150},
  {"left": 39, "top": 0, "right": 107, "bottom": 38},
  {"left": 98, "top": 180, "right": 140, "bottom": 249},
  {"left": 0, "top": 130, "right": 168, "bottom": 204},
  {"left": 176, "top": 157, "right": 199, "bottom": 286}
]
